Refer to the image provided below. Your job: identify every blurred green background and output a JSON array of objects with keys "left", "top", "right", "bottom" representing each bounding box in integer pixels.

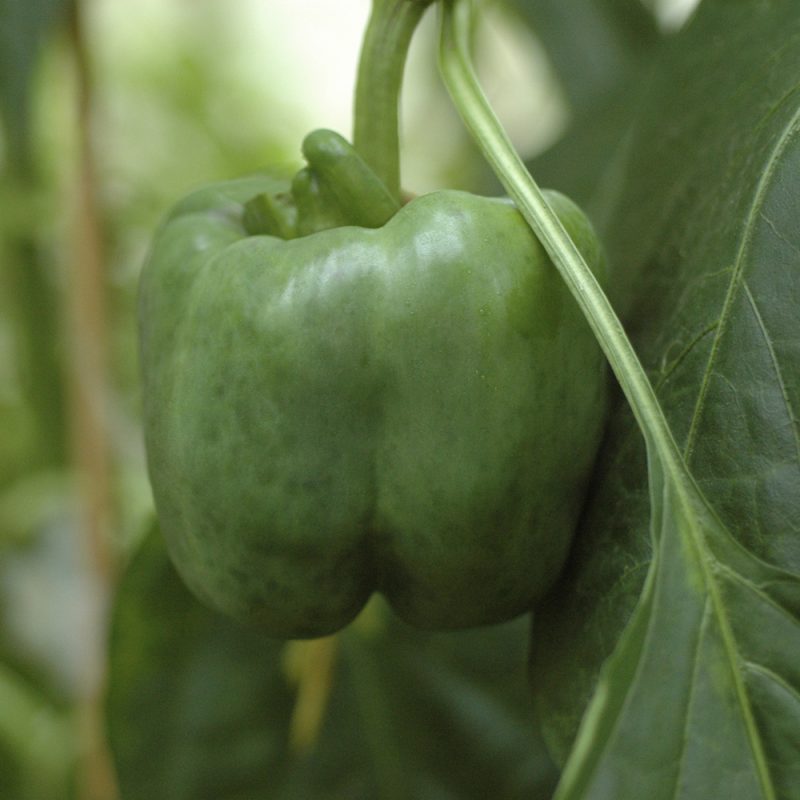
[{"left": 0, "top": 1, "right": 697, "bottom": 798}]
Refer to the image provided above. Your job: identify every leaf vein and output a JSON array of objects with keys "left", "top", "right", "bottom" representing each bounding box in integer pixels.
[
  {"left": 674, "top": 494, "right": 776, "bottom": 796},
  {"left": 655, "top": 323, "right": 718, "bottom": 392},
  {"left": 744, "top": 662, "right": 800, "bottom": 705},
  {"left": 684, "top": 104, "right": 800, "bottom": 465},
  {"left": 759, "top": 210, "right": 800, "bottom": 258},
  {"left": 672, "top": 595, "right": 713, "bottom": 800},
  {"left": 714, "top": 561, "right": 800, "bottom": 627},
  {"left": 742, "top": 280, "right": 800, "bottom": 468}
]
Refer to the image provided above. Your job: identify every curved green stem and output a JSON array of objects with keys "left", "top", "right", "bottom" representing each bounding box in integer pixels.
[
  {"left": 437, "top": 0, "right": 687, "bottom": 489},
  {"left": 439, "top": 9, "right": 778, "bottom": 796},
  {"left": 353, "top": 0, "right": 434, "bottom": 201},
  {"left": 303, "top": 129, "right": 400, "bottom": 227}
]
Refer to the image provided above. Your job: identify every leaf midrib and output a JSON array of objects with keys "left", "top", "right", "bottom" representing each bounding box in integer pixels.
[
  {"left": 669, "top": 480, "right": 776, "bottom": 799},
  {"left": 671, "top": 597, "right": 712, "bottom": 800}
]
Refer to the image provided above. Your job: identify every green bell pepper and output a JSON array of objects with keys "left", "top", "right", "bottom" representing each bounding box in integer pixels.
[{"left": 138, "top": 130, "right": 608, "bottom": 638}]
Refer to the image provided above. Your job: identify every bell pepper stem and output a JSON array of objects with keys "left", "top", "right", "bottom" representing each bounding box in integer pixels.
[
  {"left": 437, "top": 0, "right": 687, "bottom": 486},
  {"left": 302, "top": 129, "right": 400, "bottom": 228},
  {"left": 353, "top": 0, "right": 434, "bottom": 202}
]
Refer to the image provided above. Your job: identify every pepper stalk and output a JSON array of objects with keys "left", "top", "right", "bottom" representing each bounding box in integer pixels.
[{"left": 353, "top": 0, "right": 436, "bottom": 202}]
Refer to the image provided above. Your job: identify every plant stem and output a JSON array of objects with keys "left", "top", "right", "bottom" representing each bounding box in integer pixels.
[
  {"left": 353, "top": 0, "right": 434, "bottom": 201},
  {"left": 67, "top": 0, "right": 119, "bottom": 797},
  {"left": 439, "top": 8, "right": 778, "bottom": 798},
  {"left": 437, "top": 0, "right": 687, "bottom": 488},
  {"left": 285, "top": 637, "right": 339, "bottom": 754}
]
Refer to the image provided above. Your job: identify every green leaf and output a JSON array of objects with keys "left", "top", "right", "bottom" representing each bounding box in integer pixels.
[
  {"left": 0, "top": 234, "right": 68, "bottom": 471},
  {"left": 530, "top": 0, "right": 800, "bottom": 795},
  {"left": 553, "top": 467, "right": 800, "bottom": 799},
  {"left": 0, "top": 0, "right": 67, "bottom": 172},
  {"left": 526, "top": 87, "right": 641, "bottom": 226},
  {"left": 0, "top": 662, "right": 74, "bottom": 799},
  {"left": 108, "top": 529, "right": 558, "bottom": 799},
  {"left": 504, "top": 0, "right": 660, "bottom": 111},
  {"left": 0, "top": 0, "right": 70, "bottom": 471},
  {"left": 503, "top": 0, "right": 662, "bottom": 215}
]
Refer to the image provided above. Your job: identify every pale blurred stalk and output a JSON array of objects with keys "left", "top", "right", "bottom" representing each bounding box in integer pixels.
[{"left": 65, "top": 0, "right": 118, "bottom": 797}]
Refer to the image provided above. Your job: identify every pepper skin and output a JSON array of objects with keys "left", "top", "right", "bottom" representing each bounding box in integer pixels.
[{"left": 138, "top": 150, "right": 608, "bottom": 638}]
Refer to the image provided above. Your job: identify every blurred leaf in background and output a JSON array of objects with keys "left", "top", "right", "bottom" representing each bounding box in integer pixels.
[
  {"left": 1, "top": 0, "right": 70, "bottom": 477},
  {"left": 108, "top": 528, "right": 558, "bottom": 800},
  {"left": 1, "top": 0, "right": 78, "bottom": 795},
  {"left": 0, "top": 660, "right": 74, "bottom": 800},
  {"left": 504, "top": 0, "right": 665, "bottom": 225},
  {"left": 0, "top": 0, "right": 67, "bottom": 168}
]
